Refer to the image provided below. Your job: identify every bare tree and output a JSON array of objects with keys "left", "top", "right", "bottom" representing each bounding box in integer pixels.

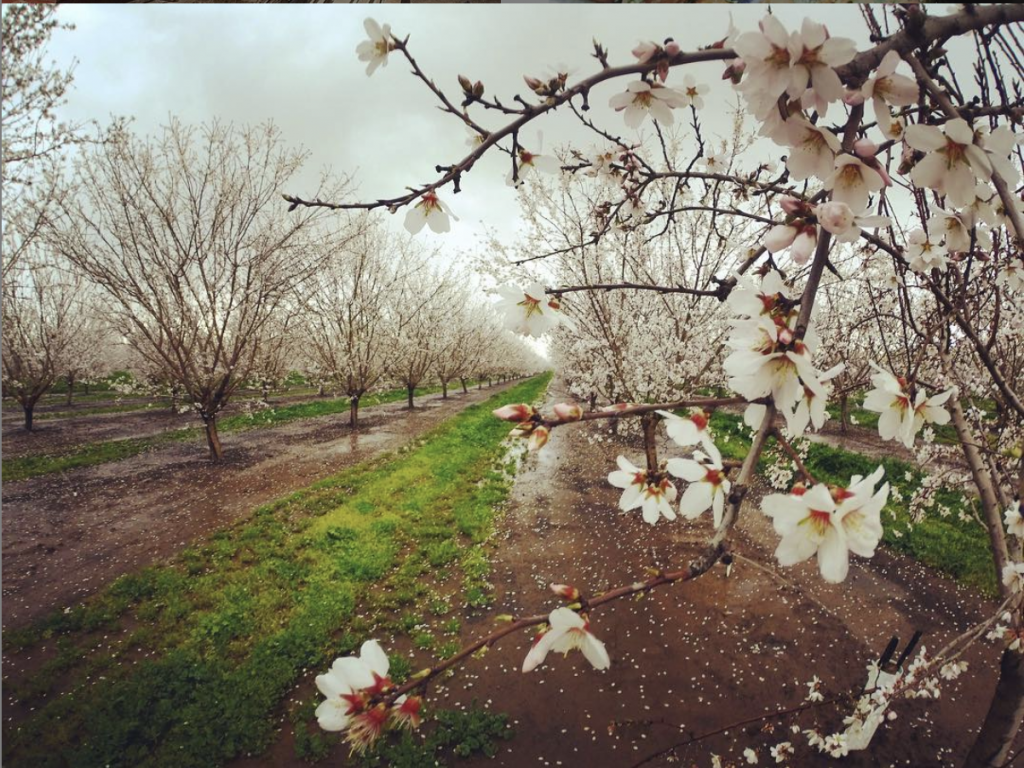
[{"left": 46, "top": 119, "right": 345, "bottom": 460}]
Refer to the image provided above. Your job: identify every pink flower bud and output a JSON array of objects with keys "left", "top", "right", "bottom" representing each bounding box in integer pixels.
[
  {"left": 815, "top": 201, "right": 855, "bottom": 235},
  {"left": 853, "top": 138, "right": 878, "bottom": 158},
  {"left": 553, "top": 403, "right": 583, "bottom": 422},
  {"left": 631, "top": 41, "right": 659, "bottom": 64},
  {"left": 493, "top": 403, "right": 534, "bottom": 422},
  {"left": 550, "top": 583, "right": 581, "bottom": 601},
  {"left": 527, "top": 425, "right": 550, "bottom": 452},
  {"left": 664, "top": 40, "right": 680, "bottom": 57},
  {"left": 843, "top": 90, "right": 866, "bottom": 107},
  {"left": 779, "top": 196, "right": 804, "bottom": 215}
]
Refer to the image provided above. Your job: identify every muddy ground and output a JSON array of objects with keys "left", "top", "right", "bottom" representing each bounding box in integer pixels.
[
  {"left": 0, "top": 383, "right": 511, "bottom": 631},
  {"left": 1, "top": 389, "right": 338, "bottom": 459},
  {"left": 266, "top": 380, "right": 1002, "bottom": 768}
]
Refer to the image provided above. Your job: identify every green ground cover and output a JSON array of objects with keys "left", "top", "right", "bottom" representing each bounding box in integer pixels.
[{"left": 3, "top": 373, "right": 550, "bottom": 768}]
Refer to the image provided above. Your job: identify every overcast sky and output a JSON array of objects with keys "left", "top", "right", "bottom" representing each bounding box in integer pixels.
[{"left": 46, "top": 4, "right": 894, "bottom": 260}]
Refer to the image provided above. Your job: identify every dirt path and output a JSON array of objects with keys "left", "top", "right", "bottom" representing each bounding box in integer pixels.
[
  {"left": 421, "top": 381, "right": 1003, "bottom": 768},
  {"left": 0, "top": 383, "right": 512, "bottom": 631},
  {"left": 1, "top": 390, "right": 342, "bottom": 459}
]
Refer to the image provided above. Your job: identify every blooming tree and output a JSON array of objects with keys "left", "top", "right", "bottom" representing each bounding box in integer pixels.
[
  {"left": 289, "top": 6, "right": 1024, "bottom": 764},
  {"left": 46, "top": 119, "right": 346, "bottom": 460}
]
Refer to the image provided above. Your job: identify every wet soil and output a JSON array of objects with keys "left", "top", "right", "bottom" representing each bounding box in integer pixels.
[
  {"left": 266, "top": 381, "right": 999, "bottom": 768},
  {"left": 1, "top": 390, "right": 334, "bottom": 459},
  {"left": 437, "top": 383, "right": 1002, "bottom": 768},
  {"left": 0, "top": 384, "right": 511, "bottom": 631}
]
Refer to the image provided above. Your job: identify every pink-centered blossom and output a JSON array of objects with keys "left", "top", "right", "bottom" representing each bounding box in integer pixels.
[
  {"left": 494, "top": 282, "right": 576, "bottom": 338},
  {"left": 667, "top": 441, "right": 732, "bottom": 526},
  {"left": 404, "top": 190, "right": 456, "bottom": 235},
  {"left": 522, "top": 607, "right": 611, "bottom": 672},
  {"left": 763, "top": 467, "right": 888, "bottom": 583},
  {"left": 608, "top": 455, "right": 679, "bottom": 524},
  {"left": 657, "top": 407, "right": 715, "bottom": 454},
  {"left": 315, "top": 640, "right": 417, "bottom": 751}
]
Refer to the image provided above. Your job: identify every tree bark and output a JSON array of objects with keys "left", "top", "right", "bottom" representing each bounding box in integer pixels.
[
  {"left": 317, "top": 382, "right": 325, "bottom": 397},
  {"left": 83, "top": 380, "right": 90, "bottom": 395},
  {"left": 23, "top": 403, "right": 34, "bottom": 432},
  {"left": 204, "top": 416, "right": 224, "bottom": 462},
  {"left": 66, "top": 374, "right": 74, "bottom": 407},
  {"left": 407, "top": 384, "right": 415, "bottom": 409},
  {"left": 963, "top": 648, "right": 1024, "bottom": 768},
  {"left": 442, "top": 381, "right": 448, "bottom": 399},
  {"left": 350, "top": 395, "right": 360, "bottom": 428},
  {"left": 460, "top": 378, "right": 468, "bottom": 394}
]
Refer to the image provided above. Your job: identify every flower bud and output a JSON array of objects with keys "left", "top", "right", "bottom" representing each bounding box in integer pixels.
[
  {"left": 764, "top": 224, "right": 798, "bottom": 254},
  {"left": 779, "top": 195, "right": 804, "bottom": 216},
  {"left": 458, "top": 75, "right": 473, "bottom": 93},
  {"left": 523, "top": 75, "right": 543, "bottom": 92},
  {"left": 550, "top": 583, "right": 580, "bottom": 601},
  {"left": 527, "top": 425, "right": 550, "bottom": 452},
  {"left": 493, "top": 403, "right": 535, "bottom": 422},
  {"left": 843, "top": 90, "right": 866, "bottom": 106},
  {"left": 853, "top": 138, "right": 878, "bottom": 158},
  {"left": 473, "top": 80, "right": 485, "bottom": 98},
  {"left": 553, "top": 402, "right": 583, "bottom": 422},
  {"left": 815, "top": 201, "right": 855, "bottom": 235},
  {"left": 664, "top": 39, "right": 680, "bottom": 57}
]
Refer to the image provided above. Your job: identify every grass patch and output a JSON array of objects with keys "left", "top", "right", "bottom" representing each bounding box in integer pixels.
[
  {"left": 2, "top": 373, "right": 550, "bottom": 768},
  {"left": 707, "top": 410, "right": 998, "bottom": 596},
  {"left": 2, "top": 381, "right": 485, "bottom": 483}
]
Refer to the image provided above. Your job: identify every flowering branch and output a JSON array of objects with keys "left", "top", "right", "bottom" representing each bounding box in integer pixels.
[{"left": 381, "top": 538, "right": 732, "bottom": 706}]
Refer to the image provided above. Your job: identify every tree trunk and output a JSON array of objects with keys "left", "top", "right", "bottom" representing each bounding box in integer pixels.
[
  {"left": 460, "top": 378, "right": 468, "bottom": 394},
  {"left": 407, "top": 384, "right": 415, "bottom": 409},
  {"left": 170, "top": 385, "right": 180, "bottom": 413},
  {"left": 23, "top": 403, "right": 34, "bottom": 432},
  {"left": 204, "top": 416, "right": 224, "bottom": 462},
  {"left": 261, "top": 381, "right": 270, "bottom": 404},
  {"left": 964, "top": 649, "right": 1024, "bottom": 767},
  {"left": 84, "top": 380, "right": 90, "bottom": 395},
  {"left": 317, "top": 382, "right": 325, "bottom": 398},
  {"left": 350, "top": 395, "right": 360, "bottom": 428},
  {"left": 66, "top": 374, "right": 74, "bottom": 407},
  {"left": 840, "top": 393, "right": 849, "bottom": 434},
  {"left": 442, "top": 381, "right": 448, "bottom": 399}
]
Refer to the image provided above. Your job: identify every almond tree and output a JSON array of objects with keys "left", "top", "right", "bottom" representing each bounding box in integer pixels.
[
  {"left": 1, "top": 255, "right": 87, "bottom": 430},
  {"left": 385, "top": 262, "right": 453, "bottom": 410},
  {"left": 47, "top": 119, "right": 345, "bottom": 460},
  {"left": 290, "top": 6, "right": 1024, "bottom": 763}
]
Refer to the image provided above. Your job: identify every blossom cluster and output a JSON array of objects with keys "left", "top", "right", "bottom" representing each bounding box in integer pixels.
[
  {"left": 315, "top": 640, "right": 422, "bottom": 753},
  {"left": 723, "top": 269, "right": 840, "bottom": 439}
]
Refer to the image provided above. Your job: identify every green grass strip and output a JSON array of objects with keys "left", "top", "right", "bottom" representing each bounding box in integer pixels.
[
  {"left": 2, "top": 381, "right": 485, "bottom": 483},
  {"left": 2, "top": 373, "right": 550, "bottom": 768},
  {"left": 710, "top": 410, "right": 998, "bottom": 596}
]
